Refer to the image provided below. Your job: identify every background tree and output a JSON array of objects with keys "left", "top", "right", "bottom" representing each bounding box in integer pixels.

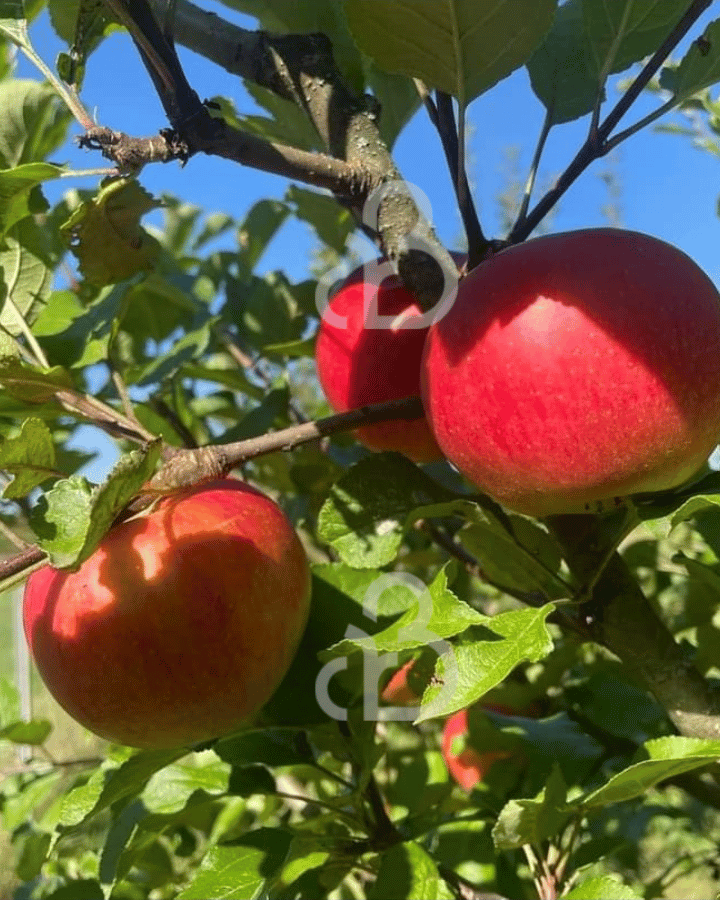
[{"left": 2, "top": 1, "right": 720, "bottom": 898}]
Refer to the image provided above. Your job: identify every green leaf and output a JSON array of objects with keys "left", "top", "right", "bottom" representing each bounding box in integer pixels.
[
  {"left": 31, "top": 286, "right": 123, "bottom": 369},
  {"left": 0, "top": 676, "right": 20, "bottom": 724},
  {"left": 210, "top": 90, "right": 323, "bottom": 155},
  {"left": 178, "top": 828, "right": 292, "bottom": 899},
  {"left": 1, "top": 218, "right": 54, "bottom": 334},
  {"left": 141, "top": 755, "right": 231, "bottom": 815},
  {"left": 215, "top": 728, "right": 314, "bottom": 768},
  {"left": 238, "top": 198, "right": 290, "bottom": 269},
  {"left": 60, "top": 177, "right": 161, "bottom": 286},
  {"left": 318, "top": 452, "right": 453, "bottom": 568},
  {"left": 368, "top": 841, "right": 454, "bottom": 899},
  {"left": 583, "top": 0, "right": 685, "bottom": 79},
  {"left": 1, "top": 717, "right": 52, "bottom": 743},
  {"left": 529, "top": 0, "right": 685, "bottom": 123},
  {"left": 60, "top": 748, "right": 186, "bottom": 827},
  {"left": 323, "top": 565, "right": 484, "bottom": 658},
  {"left": 42, "top": 880, "right": 104, "bottom": 900},
  {"left": 417, "top": 605, "right": 555, "bottom": 722},
  {"left": 0, "top": 162, "right": 64, "bottom": 238},
  {"left": 527, "top": 0, "right": 600, "bottom": 124},
  {"left": 365, "top": 61, "right": 422, "bottom": 147},
  {"left": 565, "top": 876, "right": 643, "bottom": 900},
  {"left": 459, "top": 515, "right": 569, "bottom": 600},
  {"left": 0, "top": 416, "right": 57, "bottom": 498},
  {"left": 576, "top": 736, "right": 720, "bottom": 811},
  {"left": 493, "top": 765, "right": 569, "bottom": 849},
  {"left": 287, "top": 185, "right": 355, "bottom": 254},
  {"left": 31, "top": 442, "right": 161, "bottom": 568},
  {"left": 660, "top": 20, "right": 720, "bottom": 101},
  {"left": 128, "top": 319, "right": 214, "bottom": 386},
  {"left": 0, "top": 80, "right": 70, "bottom": 167},
  {"left": 344, "top": 0, "right": 557, "bottom": 103},
  {"left": 0, "top": 359, "right": 74, "bottom": 402}
]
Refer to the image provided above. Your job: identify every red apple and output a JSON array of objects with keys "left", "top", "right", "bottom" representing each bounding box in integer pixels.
[
  {"left": 315, "top": 255, "right": 462, "bottom": 463},
  {"left": 381, "top": 659, "right": 421, "bottom": 706},
  {"left": 422, "top": 229, "right": 720, "bottom": 516},
  {"left": 23, "top": 479, "right": 311, "bottom": 750},
  {"left": 442, "top": 705, "right": 516, "bottom": 791}
]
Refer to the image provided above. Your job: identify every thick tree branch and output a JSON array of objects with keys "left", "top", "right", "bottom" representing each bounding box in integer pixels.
[
  {"left": 0, "top": 396, "right": 426, "bottom": 587},
  {"left": 550, "top": 514, "right": 720, "bottom": 740},
  {"left": 146, "top": 0, "right": 457, "bottom": 311}
]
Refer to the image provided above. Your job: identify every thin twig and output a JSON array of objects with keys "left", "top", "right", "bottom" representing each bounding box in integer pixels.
[
  {"left": 435, "top": 92, "right": 487, "bottom": 266},
  {"left": 510, "top": 0, "right": 713, "bottom": 243}
]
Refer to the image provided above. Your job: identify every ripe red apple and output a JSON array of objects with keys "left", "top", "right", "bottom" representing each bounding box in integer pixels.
[
  {"left": 442, "top": 705, "right": 516, "bottom": 791},
  {"left": 23, "top": 479, "right": 311, "bottom": 750},
  {"left": 422, "top": 229, "right": 720, "bottom": 516},
  {"left": 315, "top": 255, "right": 462, "bottom": 463}
]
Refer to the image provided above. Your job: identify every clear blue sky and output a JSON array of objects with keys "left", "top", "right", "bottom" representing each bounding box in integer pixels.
[{"left": 15, "top": 3, "right": 720, "bottom": 479}]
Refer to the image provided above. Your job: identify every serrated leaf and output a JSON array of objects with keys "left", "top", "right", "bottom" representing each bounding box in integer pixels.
[
  {"left": 565, "top": 876, "right": 643, "bottom": 900},
  {"left": 60, "top": 178, "right": 161, "bottom": 286},
  {"left": 98, "top": 799, "right": 144, "bottom": 887},
  {"left": 345, "top": 0, "right": 557, "bottom": 103},
  {"left": 32, "top": 442, "right": 161, "bottom": 568},
  {"left": 127, "top": 320, "right": 214, "bottom": 386},
  {"left": 0, "top": 416, "right": 57, "bottom": 497},
  {"left": 318, "top": 452, "right": 453, "bottom": 568},
  {"left": 576, "top": 736, "right": 720, "bottom": 811},
  {"left": 0, "top": 162, "right": 64, "bottom": 237},
  {"left": 60, "top": 749, "right": 186, "bottom": 828},
  {"left": 492, "top": 765, "right": 569, "bottom": 849},
  {"left": 178, "top": 828, "right": 292, "bottom": 900},
  {"left": 368, "top": 841, "right": 454, "bottom": 900},
  {"left": 48, "top": 0, "right": 116, "bottom": 87},
  {"left": 416, "top": 605, "right": 555, "bottom": 722},
  {"left": 660, "top": 19, "right": 720, "bottom": 102},
  {"left": 323, "top": 565, "right": 484, "bottom": 659}
]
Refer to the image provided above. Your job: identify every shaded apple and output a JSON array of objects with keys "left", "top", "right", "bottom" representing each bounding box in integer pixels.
[
  {"left": 442, "top": 705, "right": 517, "bottom": 791},
  {"left": 23, "top": 479, "right": 311, "bottom": 750},
  {"left": 316, "top": 254, "right": 463, "bottom": 463},
  {"left": 422, "top": 229, "right": 720, "bottom": 516}
]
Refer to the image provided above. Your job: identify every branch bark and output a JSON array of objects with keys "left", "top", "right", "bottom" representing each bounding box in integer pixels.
[
  {"left": 549, "top": 514, "right": 720, "bottom": 740},
  {"left": 145, "top": 0, "right": 458, "bottom": 310}
]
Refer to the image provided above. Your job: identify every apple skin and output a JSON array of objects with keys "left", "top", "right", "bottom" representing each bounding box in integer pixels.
[
  {"left": 23, "top": 479, "right": 311, "bottom": 750},
  {"left": 316, "top": 257, "right": 462, "bottom": 463},
  {"left": 422, "top": 229, "right": 720, "bottom": 516},
  {"left": 442, "top": 706, "right": 515, "bottom": 791},
  {"left": 381, "top": 659, "right": 421, "bottom": 706}
]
